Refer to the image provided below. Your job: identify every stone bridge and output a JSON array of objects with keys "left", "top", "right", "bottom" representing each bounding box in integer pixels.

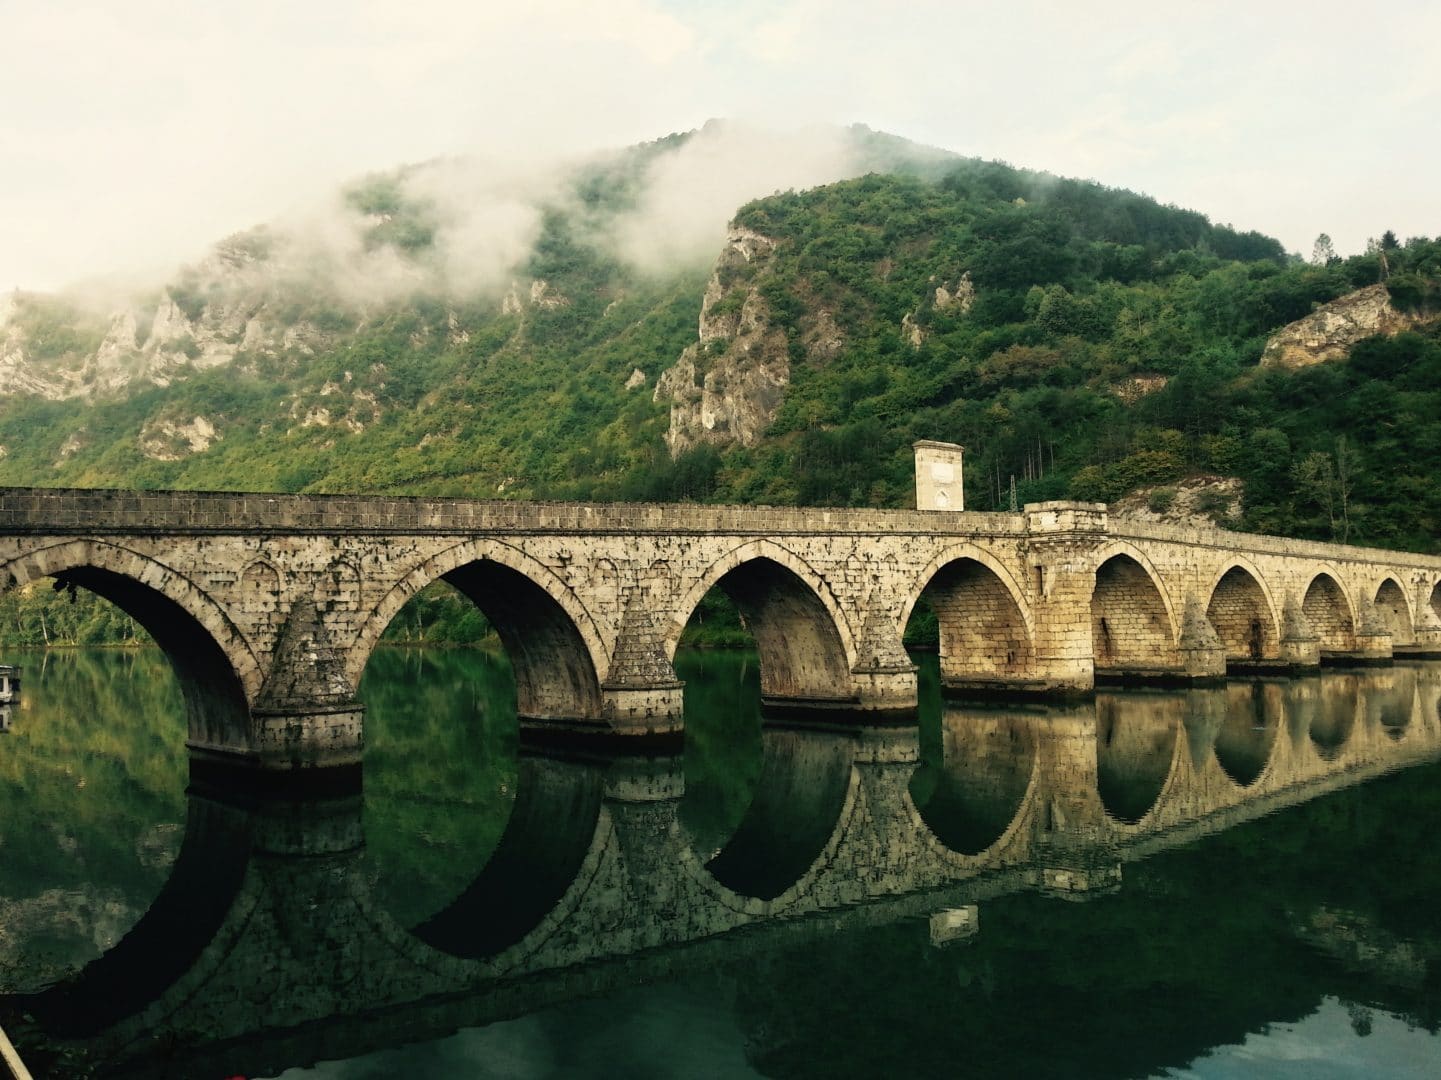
[
  {"left": 6, "top": 664, "right": 1440, "bottom": 1079},
  {"left": 3, "top": 486, "right": 1441, "bottom": 767}
]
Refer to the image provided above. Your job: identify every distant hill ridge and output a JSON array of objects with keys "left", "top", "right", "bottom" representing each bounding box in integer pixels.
[{"left": 0, "top": 122, "right": 1438, "bottom": 556}]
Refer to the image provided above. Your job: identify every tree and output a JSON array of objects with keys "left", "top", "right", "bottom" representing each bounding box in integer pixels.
[{"left": 1310, "top": 233, "right": 1337, "bottom": 266}]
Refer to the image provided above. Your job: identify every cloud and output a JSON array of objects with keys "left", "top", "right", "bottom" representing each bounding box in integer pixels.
[
  {"left": 606, "top": 121, "right": 864, "bottom": 274},
  {"left": 215, "top": 120, "right": 877, "bottom": 307}
]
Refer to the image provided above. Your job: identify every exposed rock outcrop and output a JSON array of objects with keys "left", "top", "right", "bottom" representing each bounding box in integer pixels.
[
  {"left": 654, "top": 227, "right": 791, "bottom": 457},
  {"left": 1261, "top": 284, "right": 1430, "bottom": 369},
  {"left": 138, "top": 415, "right": 220, "bottom": 461},
  {"left": 1109, "top": 373, "right": 1168, "bottom": 404},
  {"left": 1110, "top": 475, "right": 1243, "bottom": 529},
  {"left": 901, "top": 271, "right": 974, "bottom": 347}
]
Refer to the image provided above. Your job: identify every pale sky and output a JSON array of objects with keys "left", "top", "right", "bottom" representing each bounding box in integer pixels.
[{"left": 3, "top": 0, "right": 1437, "bottom": 292}]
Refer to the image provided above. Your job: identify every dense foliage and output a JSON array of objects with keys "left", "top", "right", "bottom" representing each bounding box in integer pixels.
[{"left": 1, "top": 132, "right": 1439, "bottom": 593}]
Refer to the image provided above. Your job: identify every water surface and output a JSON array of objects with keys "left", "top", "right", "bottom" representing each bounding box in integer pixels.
[{"left": 1, "top": 647, "right": 1439, "bottom": 1078}]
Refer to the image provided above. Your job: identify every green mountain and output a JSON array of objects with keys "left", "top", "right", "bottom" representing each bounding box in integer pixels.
[{"left": 1, "top": 122, "right": 1439, "bottom": 556}]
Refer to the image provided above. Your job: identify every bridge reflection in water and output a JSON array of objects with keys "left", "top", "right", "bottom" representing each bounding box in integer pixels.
[{"left": 3, "top": 662, "right": 1441, "bottom": 1077}]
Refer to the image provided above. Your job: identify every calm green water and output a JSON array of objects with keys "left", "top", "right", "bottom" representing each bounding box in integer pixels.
[{"left": 1, "top": 647, "right": 1439, "bottom": 1078}]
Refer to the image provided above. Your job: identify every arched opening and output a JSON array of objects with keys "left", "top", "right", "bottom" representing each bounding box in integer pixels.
[
  {"left": 1095, "top": 695, "right": 1179, "bottom": 822},
  {"left": 1090, "top": 554, "right": 1179, "bottom": 676},
  {"left": 1373, "top": 579, "right": 1414, "bottom": 648},
  {"left": 1431, "top": 581, "right": 1441, "bottom": 624},
  {"left": 1207, "top": 567, "right": 1277, "bottom": 666},
  {"left": 911, "top": 704, "right": 1034, "bottom": 854},
  {"left": 1310, "top": 671, "right": 1359, "bottom": 759},
  {"left": 912, "top": 557, "right": 1031, "bottom": 685},
  {"left": 683, "top": 557, "right": 853, "bottom": 707},
  {"left": 675, "top": 576, "right": 852, "bottom": 901},
  {"left": 441, "top": 561, "right": 602, "bottom": 720},
  {"left": 354, "top": 547, "right": 606, "bottom": 728},
  {"left": 358, "top": 565, "right": 607, "bottom": 951},
  {"left": 0, "top": 561, "right": 250, "bottom": 751},
  {"left": 1303, "top": 574, "right": 1356, "bottom": 657},
  {"left": 1214, "top": 682, "right": 1281, "bottom": 787}
]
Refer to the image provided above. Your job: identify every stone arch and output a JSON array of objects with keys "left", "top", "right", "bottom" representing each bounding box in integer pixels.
[
  {"left": 1303, "top": 571, "right": 1357, "bottom": 655},
  {"left": 1089, "top": 547, "right": 1180, "bottom": 672},
  {"left": 1430, "top": 580, "right": 1441, "bottom": 624},
  {"left": 350, "top": 540, "right": 608, "bottom": 721},
  {"left": 1206, "top": 562, "right": 1280, "bottom": 663},
  {"left": 0, "top": 540, "right": 257, "bottom": 750},
  {"left": 902, "top": 545, "right": 1034, "bottom": 682},
  {"left": 670, "top": 541, "right": 856, "bottom": 705},
  {"left": 1373, "top": 577, "right": 1414, "bottom": 647}
]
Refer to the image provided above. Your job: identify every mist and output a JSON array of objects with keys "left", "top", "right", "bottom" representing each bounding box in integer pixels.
[
  {"left": 605, "top": 122, "right": 866, "bottom": 274},
  {"left": 142, "top": 121, "right": 881, "bottom": 312}
]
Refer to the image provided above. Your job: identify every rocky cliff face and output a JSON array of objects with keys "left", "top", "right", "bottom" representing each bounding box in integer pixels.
[
  {"left": 1261, "top": 284, "right": 1429, "bottom": 368},
  {"left": 0, "top": 232, "right": 341, "bottom": 402},
  {"left": 654, "top": 227, "right": 793, "bottom": 457}
]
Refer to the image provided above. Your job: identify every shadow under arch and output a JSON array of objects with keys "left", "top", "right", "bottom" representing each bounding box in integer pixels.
[
  {"left": 1, "top": 542, "right": 253, "bottom": 751},
  {"left": 700, "top": 724, "right": 855, "bottom": 901},
  {"left": 1303, "top": 571, "right": 1357, "bottom": 657},
  {"left": 408, "top": 750, "right": 606, "bottom": 959},
  {"left": 1090, "top": 550, "right": 1180, "bottom": 676},
  {"left": 1095, "top": 694, "right": 1181, "bottom": 823},
  {"left": 352, "top": 541, "right": 606, "bottom": 721},
  {"left": 11, "top": 787, "right": 257, "bottom": 1038},
  {"left": 1310, "top": 671, "right": 1360, "bottom": 759},
  {"left": 907, "top": 551, "right": 1034, "bottom": 684},
  {"left": 1206, "top": 563, "right": 1279, "bottom": 666},
  {"left": 672, "top": 546, "right": 855, "bottom": 707},
  {"left": 912, "top": 703, "right": 1036, "bottom": 854},
  {"left": 1214, "top": 681, "right": 1283, "bottom": 787},
  {"left": 1373, "top": 578, "right": 1415, "bottom": 648}
]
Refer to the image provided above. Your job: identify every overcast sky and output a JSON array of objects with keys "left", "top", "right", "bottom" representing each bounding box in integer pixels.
[{"left": 3, "top": 0, "right": 1437, "bottom": 292}]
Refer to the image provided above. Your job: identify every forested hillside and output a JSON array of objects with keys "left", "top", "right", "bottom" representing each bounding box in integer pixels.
[{"left": 1, "top": 124, "right": 1438, "bottom": 560}]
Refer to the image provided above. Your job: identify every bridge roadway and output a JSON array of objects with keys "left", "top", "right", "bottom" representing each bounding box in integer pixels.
[
  {"left": 3, "top": 487, "right": 1441, "bottom": 767},
  {"left": 4, "top": 665, "right": 1439, "bottom": 1078}
]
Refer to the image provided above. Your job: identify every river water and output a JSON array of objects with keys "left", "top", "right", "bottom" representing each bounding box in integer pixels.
[{"left": 1, "top": 647, "right": 1440, "bottom": 1078}]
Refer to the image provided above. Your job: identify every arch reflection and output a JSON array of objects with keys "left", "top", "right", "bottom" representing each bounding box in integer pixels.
[
  {"left": 1310, "top": 672, "right": 1360, "bottom": 758},
  {"left": 912, "top": 704, "right": 1036, "bottom": 855},
  {"left": 1095, "top": 694, "right": 1180, "bottom": 823},
  {"left": 409, "top": 750, "right": 605, "bottom": 959},
  {"left": 1214, "top": 682, "right": 1283, "bottom": 787},
  {"left": 701, "top": 722, "right": 855, "bottom": 901}
]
